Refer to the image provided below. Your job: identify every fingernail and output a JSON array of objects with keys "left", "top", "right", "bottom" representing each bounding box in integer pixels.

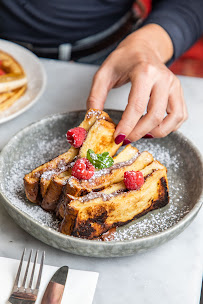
[
  {"left": 142, "top": 133, "right": 154, "bottom": 139},
  {"left": 122, "top": 139, "right": 131, "bottom": 146},
  {"left": 115, "top": 133, "right": 126, "bottom": 145}
]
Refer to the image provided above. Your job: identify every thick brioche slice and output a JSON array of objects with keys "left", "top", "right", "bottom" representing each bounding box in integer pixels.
[
  {"left": 57, "top": 160, "right": 164, "bottom": 219},
  {"left": 39, "top": 150, "right": 76, "bottom": 198},
  {"left": 60, "top": 162, "right": 169, "bottom": 238},
  {"left": 57, "top": 178, "right": 127, "bottom": 219},
  {"left": 79, "top": 119, "right": 120, "bottom": 158},
  {"left": 41, "top": 119, "right": 123, "bottom": 211},
  {"left": 64, "top": 150, "right": 153, "bottom": 197},
  {"left": 56, "top": 145, "right": 139, "bottom": 217},
  {"left": 24, "top": 148, "right": 78, "bottom": 203},
  {"left": 24, "top": 109, "right": 112, "bottom": 203}
]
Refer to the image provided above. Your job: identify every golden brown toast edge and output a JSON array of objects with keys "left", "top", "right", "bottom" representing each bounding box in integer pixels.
[
  {"left": 41, "top": 171, "right": 71, "bottom": 211},
  {"left": 79, "top": 119, "right": 122, "bottom": 158},
  {"left": 24, "top": 147, "right": 78, "bottom": 203},
  {"left": 60, "top": 166, "right": 169, "bottom": 238},
  {"left": 57, "top": 179, "right": 127, "bottom": 219}
]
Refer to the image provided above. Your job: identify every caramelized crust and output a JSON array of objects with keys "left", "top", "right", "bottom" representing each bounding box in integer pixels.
[
  {"left": 24, "top": 148, "right": 78, "bottom": 203},
  {"left": 60, "top": 165, "right": 169, "bottom": 238},
  {"left": 57, "top": 179, "right": 127, "bottom": 219}
]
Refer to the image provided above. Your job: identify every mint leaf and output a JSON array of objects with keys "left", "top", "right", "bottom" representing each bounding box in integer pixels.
[
  {"left": 87, "top": 149, "right": 114, "bottom": 169},
  {"left": 101, "top": 152, "right": 109, "bottom": 157}
]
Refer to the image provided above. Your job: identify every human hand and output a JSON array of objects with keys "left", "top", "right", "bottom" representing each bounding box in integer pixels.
[{"left": 87, "top": 24, "right": 188, "bottom": 144}]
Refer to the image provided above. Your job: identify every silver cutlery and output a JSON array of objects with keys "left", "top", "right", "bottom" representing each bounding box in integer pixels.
[
  {"left": 41, "top": 266, "right": 69, "bottom": 304},
  {"left": 8, "top": 248, "right": 45, "bottom": 304}
]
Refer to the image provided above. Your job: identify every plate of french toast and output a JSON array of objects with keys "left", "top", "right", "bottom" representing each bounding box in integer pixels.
[
  {"left": 0, "top": 39, "right": 46, "bottom": 123},
  {"left": 0, "top": 109, "right": 202, "bottom": 257}
]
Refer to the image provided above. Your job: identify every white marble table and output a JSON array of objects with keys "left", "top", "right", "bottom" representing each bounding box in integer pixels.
[{"left": 0, "top": 59, "right": 202, "bottom": 304}]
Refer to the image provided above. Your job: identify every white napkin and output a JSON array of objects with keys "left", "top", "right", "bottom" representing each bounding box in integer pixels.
[{"left": 0, "top": 256, "right": 99, "bottom": 304}]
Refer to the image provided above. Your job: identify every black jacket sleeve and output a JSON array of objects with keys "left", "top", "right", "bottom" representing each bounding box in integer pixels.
[{"left": 142, "top": 0, "right": 203, "bottom": 65}]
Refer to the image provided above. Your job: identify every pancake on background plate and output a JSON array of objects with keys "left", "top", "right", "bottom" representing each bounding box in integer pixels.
[{"left": 0, "top": 50, "right": 27, "bottom": 111}]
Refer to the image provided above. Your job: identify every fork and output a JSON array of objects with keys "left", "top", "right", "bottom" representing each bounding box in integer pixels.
[{"left": 8, "top": 249, "right": 45, "bottom": 304}]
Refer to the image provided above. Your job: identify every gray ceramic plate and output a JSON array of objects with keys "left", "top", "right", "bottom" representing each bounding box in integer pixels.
[{"left": 0, "top": 110, "right": 202, "bottom": 257}]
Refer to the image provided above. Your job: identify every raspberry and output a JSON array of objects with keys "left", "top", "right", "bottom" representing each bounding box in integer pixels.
[
  {"left": 66, "top": 127, "right": 87, "bottom": 148},
  {"left": 124, "top": 171, "right": 144, "bottom": 190},
  {"left": 72, "top": 158, "right": 95, "bottom": 180}
]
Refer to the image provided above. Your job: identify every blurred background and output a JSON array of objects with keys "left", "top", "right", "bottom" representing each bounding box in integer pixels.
[{"left": 138, "top": 0, "right": 203, "bottom": 78}]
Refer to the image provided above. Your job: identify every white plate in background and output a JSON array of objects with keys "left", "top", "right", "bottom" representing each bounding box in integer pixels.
[{"left": 0, "top": 39, "right": 46, "bottom": 124}]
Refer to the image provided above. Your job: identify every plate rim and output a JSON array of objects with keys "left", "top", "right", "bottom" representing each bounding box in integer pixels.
[
  {"left": 0, "top": 39, "right": 47, "bottom": 124},
  {"left": 0, "top": 110, "right": 203, "bottom": 247}
]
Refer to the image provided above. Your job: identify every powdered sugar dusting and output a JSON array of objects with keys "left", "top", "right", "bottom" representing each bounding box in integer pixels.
[
  {"left": 79, "top": 190, "right": 124, "bottom": 203},
  {"left": 41, "top": 169, "right": 58, "bottom": 181},
  {"left": 135, "top": 141, "right": 180, "bottom": 171},
  {"left": 112, "top": 140, "right": 190, "bottom": 241},
  {"left": 1, "top": 130, "right": 192, "bottom": 240},
  {"left": 86, "top": 109, "right": 101, "bottom": 119},
  {"left": 41, "top": 158, "right": 76, "bottom": 181},
  {"left": 88, "top": 152, "right": 140, "bottom": 181},
  {"left": 1, "top": 134, "right": 69, "bottom": 229}
]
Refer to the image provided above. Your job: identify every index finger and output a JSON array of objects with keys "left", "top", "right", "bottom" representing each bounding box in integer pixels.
[
  {"left": 114, "top": 74, "right": 153, "bottom": 141},
  {"left": 87, "top": 67, "right": 114, "bottom": 110}
]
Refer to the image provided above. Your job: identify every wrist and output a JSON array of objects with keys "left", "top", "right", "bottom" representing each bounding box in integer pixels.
[{"left": 131, "top": 24, "right": 174, "bottom": 63}]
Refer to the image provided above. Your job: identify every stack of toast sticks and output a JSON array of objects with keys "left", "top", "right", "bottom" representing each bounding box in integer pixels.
[{"left": 24, "top": 109, "right": 169, "bottom": 240}]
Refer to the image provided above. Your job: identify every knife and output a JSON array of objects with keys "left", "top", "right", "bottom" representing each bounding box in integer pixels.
[{"left": 41, "top": 266, "right": 69, "bottom": 304}]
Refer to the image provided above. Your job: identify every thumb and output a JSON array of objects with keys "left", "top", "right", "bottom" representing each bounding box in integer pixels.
[{"left": 87, "top": 69, "right": 112, "bottom": 110}]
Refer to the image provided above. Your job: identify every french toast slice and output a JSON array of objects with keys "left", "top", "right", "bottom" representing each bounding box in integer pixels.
[
  {"left": 60, "top": 162, "right": 169, "bottom": 238},
  {"left": 79, "top": 119, "right": 121, "bottom": 158},
  {"left": 56, "top": 145, "right": 139, "bottom": 216},
  {"left": 24, "top": 109, "right": 112, "bottom": 203},
  {"left": 41, "top": 118, "right": 123, "bottom": 211},
  {"left": 57, "top": 173, "right": 127, "bottom": 219},
  {"left": 57, "top": 160, "right": 164, "bottom": 219},
  {"left": 42, "top": 144, "right": 138, "bottom": 211},
  {"left": 64, "top": 150, "right": 153, "bottom": 197}
]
